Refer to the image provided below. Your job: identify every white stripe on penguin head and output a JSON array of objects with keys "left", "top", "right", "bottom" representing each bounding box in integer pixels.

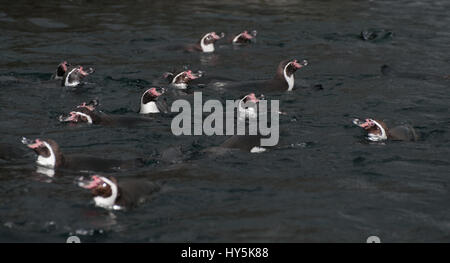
[{"left": 93, "top": 177, "right": 119, "bottom": 209}]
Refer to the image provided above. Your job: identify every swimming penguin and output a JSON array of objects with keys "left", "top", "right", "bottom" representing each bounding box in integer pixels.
[
  {"left": 78, "top": 175, "right": 161, "bottom": 210},
  {"left": 139, "top": 87, "right": 169, "bottom": 114},
  {"left": 183, "top": 32, "right": 225, "bottom": 53},
  {"left": 353, "top": 118, "right": 418, "bottom": 142},
  {"left": 229, "top": 30, "right": 257, "bottom": 45},
  {"left": 224, "top": 59, "right": 308, "bottom": 93},
  {"left": 22, "top": 137, "right": 144, "bottom": 174}
]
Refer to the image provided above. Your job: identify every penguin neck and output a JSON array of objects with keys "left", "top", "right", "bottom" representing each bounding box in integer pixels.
[
  {"left": 64, "top": 68, "right": 80, "bottom": 87},
  {"left": 200, "top": 37, "right": 215, "bottom": 52},
  {"left": 283, "top": 63, "right": 295, "bottom": 91},
  {"left": 93, "top": 178, "right": 120, "bottom": 209},
  {"left": 140, "top": 101, "right": 160, "bottom": 114},
  {"left": 272, "top": 71, "right": 292, "bottom": 91},
  {"left": 36, "top": 143, "right": 64, "bottom": 169}
]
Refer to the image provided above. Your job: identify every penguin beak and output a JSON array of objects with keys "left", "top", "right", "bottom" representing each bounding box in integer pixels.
[
  {"left": 22, "top": 138, "right": 43, "bottom": 149},
  {"left": 148, "top": 88, "right": 162, "bottom": 97},
  {"left": 247, "top": 93, "right": 259, "bottom": 103},
  {"left": 59, "top": 112, "right": 79, "bottom": 123},
  {"left": 21, "top": 137, "right": 36, "bottom": 147},
  {"left": 78, "top": 175, "right": 103, "bottom": 189},
  {"left": 291, "top": 59, "right": 307, "bottom": 69},
  {"left": 78, "top": 66, "right": 94, "bottom": 76},
  {"left": 186, "top": 70, "right": 201, "bottom": 80},
  {"left": 211, "top": 32, "right": 224, "bottom": 40},
  {"left": 241, "top": 30, "right": 253, "bottom": 40},
  {"left": 241, "top": 93, "right": 259, "bottom": 104},
  {"left": 353, "top": 118, "right": 375, "bottom": 129},
  {"left": 78, "top": 66, "right": 88, "bottom": 76}
]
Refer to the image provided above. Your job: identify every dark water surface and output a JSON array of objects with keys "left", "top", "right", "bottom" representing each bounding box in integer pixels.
[{"left": 0, "top": 0, "right": 449, "bottom": 242}]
